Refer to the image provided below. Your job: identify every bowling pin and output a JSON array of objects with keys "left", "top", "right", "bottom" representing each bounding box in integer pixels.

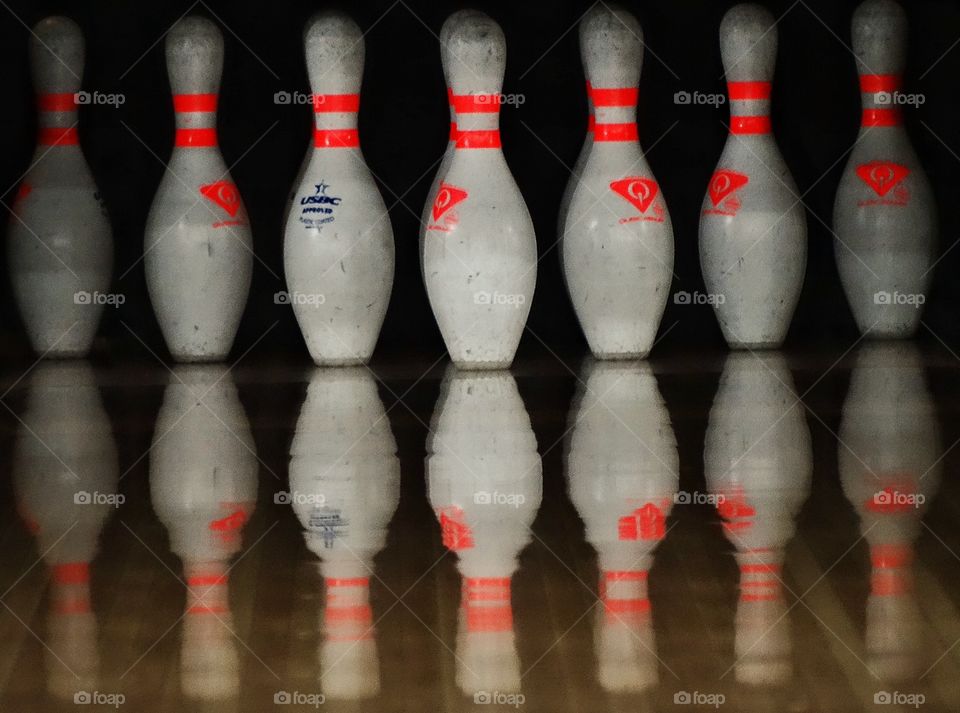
[
  {"left": 426, "top": 367, "right": 542, "bottom": 695},
  {"left": 8, "top": 17, "right": 113, "bottom": 358},
  {"left": 833, "top": 0, "right": 936, "bottom": 338},
  {"left": 704, "top": 353, "right": 811, "bottom": 685},
  {"left": 839, "top": 343, "right": 940, "bottom": 681},
  {"left": 284, "top": 12, "right": 395, "bottom": 366},
  {"left": 556, "top": 85, "right": 593, "bottom": 243},
  {"left": 289, "top": 368, "right": 400, "bottom": 699},
  {"left": 150, "top": 366, "right": 257, "bottom": 700},
  {"left": 566, "top": 360, "right": 678, "bottom": 692},
  {"left": 145, "top": 17, "right": 252, "bottom": 363},
  {"left": 699, "top": 5, "right": 807, "bottom": 349},
  {"left": 422, "top": 12, "right": 537, "bottom": 369},
  {"left": 562, "top": 5, "right": 675, "bottom": 359}
]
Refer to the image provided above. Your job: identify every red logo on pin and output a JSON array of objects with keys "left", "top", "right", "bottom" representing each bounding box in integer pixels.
[
  {"left": 618, "top": 502, "right": 666, "bottom": 541},
  {"left": 431, "top": 183, "right": 468, "bottom": 222},
  {"left": 856, "top": 161, "right": 910, "bottom": 197},
  {"left": 708, "top": 170, "right": 749, "bottom": 206},
  {"left": 200, "top": 180, "right": 242, "bottom": 217}
]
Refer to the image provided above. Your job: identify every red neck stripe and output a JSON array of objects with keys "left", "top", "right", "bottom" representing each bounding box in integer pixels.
[
  {"left": 173, "top": 93, "right": 217, "bottom": 112},
  {"left": 451, "top": 93, "right": 501, "bottom": 114},
  {"left": 313, "top": 93, "right": 360, "bottom": 113},
  {"left": 727, "top": 81, "right": 771, "bottom": 100},
  {"left": 53, "top": 562, "right": 90, "bottom": 584},
  {"left": 175, "top": 127, "right": 217, "bottom": 147},
  {"left": 326, "top": 577, "right": 370, "bottom": 588},
  {"left": 860, "top": 74, "right": 901, "bottom": 93},
  {"left": 730, "top": 116, "right": 771, "bottom": 134},
  {"left": 455, "top": 129, "right": 501, "bottom": 149},
  {"left": 38, "top": 127, "right": 79, "bottom": 146},
  {"left": 862, "top": 108, "right": 902, "bottom": 127},
  {"left": 449, "top": 121, "right": 458, "bottom": 140},
  {"left": 589, "top": 86, "right": 639, "bottom": 107},
  {"left": 313, "top": 128, "right": 360, "bottom": 148},
  {"left": 37, "top": 93, "right": 77, "bottom": 111},
  {"left": 593, "top": 122, "right": 638, "bottom": 142}
]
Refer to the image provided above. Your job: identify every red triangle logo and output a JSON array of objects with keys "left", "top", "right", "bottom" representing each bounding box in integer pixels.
[
  {"left": 431, "top": 183, "right": 468, "bottom": 221},
  {"left": 617, "top": 503, "right": 666, "bottom": 541},
  {"left": 856, "top": 161, "right": 910, "bottom": 197},
  {"left": 708, "top": 170, "right": 750, "bottom": 206},
  {"left": 610, "top": 177, "right": 659, "bottom": 213},
  {"left": 200, "top": 180, "right": 242, "bottom": 217}
]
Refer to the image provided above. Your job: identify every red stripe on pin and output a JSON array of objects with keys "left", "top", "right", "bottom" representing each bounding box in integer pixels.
[
  {"left": 173, "top": 93, "right": 217, "bottom": 112},
  {"left": 590, "top": 86, "right": 639, "bottom": 107},
  {"left": 862, "top": 108, "right": 901, "bottom": 126},
  {"left": 37, "top": 93, "right": 77, "bottom": 111},
  {"left": 175, "top": 128, "right": 217, "bottom": 147},
  {"left": 451, "top": 94, "right": 501, "bottom": 113},
  {"left": 730, "top": 116, "right": 771, "bottom": 134},
  {"left": 313, "top": 94, "right": 360, "bottom": 112},
  {"left": 314, "top": 128, "right": 360, "bottom": 148},
  {"left": 593, "top": 122, "right": 638, "bottom": 142},
  {"left": 53, "top": 562, "right": 90, "bottom": 584},
  {"left": 188, "top": 574, "right": 228, "bottom": 587},
  {"left": 327, "top": 577, "right": 369, "bottom": 588},
  {"left": 449, "top": 122, "right": 459, "bottom": 140},
  {"left": 456, "top": 129, "right": 501, "bottom": 149},
  {"left": 860, "top": 74, "right": 901, "bottom": 93},
  {"left": 727, "top": 81, "right": 771, "bottom": 100},
  {"left": 38, "top": 127, "right": 79, "bottom": 146}
]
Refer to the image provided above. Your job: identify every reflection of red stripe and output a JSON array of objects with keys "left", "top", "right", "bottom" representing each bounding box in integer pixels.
[
  {"left": 604, "top": 598, "right": 650, "bottom": 614},
  {"left": 38, "top": 127, "right": 79, "bottom": 146},
  {"left": 314, "top": 128, "right": 360, "bottom": 148},
  {"left": 862, "top": 108, "right": 901, "bottom": 127},
  {"left": 53, "top": 562, "right": 90, "bottom": 584},
  {"left": 872, "top": 570, "right": 909, "bottom": 596},
  {"left": 466, "top": 605, "right": 512, "bottom": 632},
  {"left": 728, "top": 81, "right": 771, "bottom": 100},
  {"left": 313, "top": 93, "right": 360, "bottom": 112},
  {"left": 730, "top": 116, "right": 771, "bottom": 134},
  {"left": 740, "top": 593, "right": 780, "bottom": 602},
  {"left": 604, "top": 571, "right": 647, "bottom": 583},
  {"left": 859, "top": 74, "right": 901, "bottom": 93},
  {"left": 326, "top": 605, "right": 372, "bottom": 623},
  {"left": 590, "top": 86, "right": 639, "bottom": 107},
  {"left": 173, "top": 93, "right": 217, "bottom": 112},
  {"left": 54, "top": 598, "right": 91, "bottom": 615},
  {"left": 593, "top": 122, "right": 638, "bottom": 142},
  {"left": 175, "top": 128, "right": 217, "bottom": 147},
  {"left": 187, "top": 605, "right": 228, "bottom": 614},
  {"left": 742, "top": 580, "right": 778, "bottom": 588},
  {"left": 451, "top": 94, "right": 500, "bottom": 113},
  {"left": 740, "top": 563, "right": 780, "bottom": 574},
  {"left": 37, "top": 93, "right": 77, "bottom": 111},
  {"left": 188, "top": 574, "right": 228, "bottom": 587},
  {"left": 456, "top": 129, "right": 501, "bottom": 149},
  {"left": 327, "top": 577, "right": 370, "bottom": 588}
]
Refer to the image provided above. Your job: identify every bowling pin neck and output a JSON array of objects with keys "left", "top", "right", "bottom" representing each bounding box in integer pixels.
[
  {"left": 588, "top": 81, "right": 638, "bottom": 144},
  {"left": 578, "top": 3, "right": 644, "bottom": 105},
  {"left": 184, "top": 561, "right": 230, "bottom": 615},
  {"left": 444, "top": 13, "right": 506, "bottom": 97},
  {"left": 462, "top": 577, "right": 514, "bottom": 634},
  {"left": 720, "top": 5, "right": 776, "bottom": 138},
  {"left": 303, "top": 12, "right": 364, "bottom": 151},
  {"left": 451, "top": 91, "right": 501, "bottom": 150},
  {"left": 166, "top": 17, "right": 223, "bottom": 96},
  {"left": 853, "top": 1, "right": 908, "bottom": 130},
  {"left": 870, "top": 544, "right": 913, "bottom": 597},
  {"left": 32, "top": 17, "right": 84, "bottom": 149},
  {"left": 312, "top": 93, "right": 360, "bottom": 150},
  {"left": 599, "top": 570, "right": 650, "bottom": 623},
  {"left": 50, "top": 562, "right": 92, "bottom": 616}
]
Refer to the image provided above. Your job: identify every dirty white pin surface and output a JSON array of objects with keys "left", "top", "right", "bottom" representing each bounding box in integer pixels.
[
  {"left": 422, "top": 12, "right": 537, "bottom": 369},
  {"left": 562, "top": 4, "right": 674, "bottom": 359},
  {"left": 8, "top": 17, "right": 113, "bottom": 358},
  {"left": 833, "top": 0, "right": 936, "bottom": 339},
  {"left": 699, "top": 4, "right": 807, "bottom": 349},
  {"left": 145, "top": 17, "right": 253, "bottom": 363},
  {"left": 284, "top": 12, "right": 395, "bottom": 366}
]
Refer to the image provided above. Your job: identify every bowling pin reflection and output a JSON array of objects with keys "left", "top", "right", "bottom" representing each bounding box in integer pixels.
[
  {"left": 566, "top": 361, "right": 678, "bottom": 694},
  {"left": 288, "top": 368, "right": 400, "bottom": 700},
  {"left": 705, "top": 353, "right": 812, "bottom": 686},
  {"left": 426, "top": 368, "right": 542, "bottom": 697},
  {"left": 12, "top": 363, "right": 118, "bottom": 699},
  {"left": 839, "top": 344, "right": 941, "bottom": 682},
  {"left": 149, "top": 366, "right": 257, "bottom": 701}
]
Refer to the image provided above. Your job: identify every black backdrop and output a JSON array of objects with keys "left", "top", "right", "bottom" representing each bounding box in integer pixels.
[{"left": 0, "top": 0, "right": 958, "bottom": 365}]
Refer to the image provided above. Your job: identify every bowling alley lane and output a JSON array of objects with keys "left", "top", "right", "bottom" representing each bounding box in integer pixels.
[{"left": 1, "top": 346, "right": 960, "bottom": 713}]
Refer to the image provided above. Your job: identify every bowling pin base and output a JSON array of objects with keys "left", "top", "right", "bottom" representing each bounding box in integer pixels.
[
  {"left": 310, "top": 356, "right": 369, "bottom": 367},
  {"left": 726, "top": 340, "right": 784, "bottom": 351},
  {"left": 590, "top": 349, "right": 650, "bottom": 361},
  {"left": 169, "top": 351, "right": 230, "bottom": 364}
]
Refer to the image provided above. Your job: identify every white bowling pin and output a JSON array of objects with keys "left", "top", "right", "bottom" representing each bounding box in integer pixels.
[
  {"left": 699, "top": 4, "right": 807, "bottom": 349},
  {"left": 8, "top": 17, "right": 113, "bottom": 358},
  {"left": 145, "top": 17, "right": 253, "bottom": 363},
  {"left": 566, "top": 360, "right": 678, "bottom": 692},
  {"left": 562, "top": 5, "right": 675, "bottom": 359},
  {"left": 426, "top": 368, "right": 542, "bottom": 695},
  {"left": 833, "top": 0, "right": 936, "bottom": 338},
  {"left": 704, "top": 353, "right": 812, "bottom": 685},
  {"left": 149, "top": 366, "right": 258, "bottom": 700},
  {"left": 289, "top": 368, "right": 400, "bottom": 699},
  {"left": 839, "top": 343, "right": 940, "bottom": 681},
  {"left": 284, "top": 12, "right": 395, "bottom": 366},
  {"left": 12, "top": 362, "right": 118, "bottom": 699},
  {"left": 422, "top": 12, "right": 537, "bottom": 369}
]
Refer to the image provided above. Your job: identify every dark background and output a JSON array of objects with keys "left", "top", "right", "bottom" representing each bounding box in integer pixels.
[{"left": 0, "top": 0, "right": 958, "bottom": 365}]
